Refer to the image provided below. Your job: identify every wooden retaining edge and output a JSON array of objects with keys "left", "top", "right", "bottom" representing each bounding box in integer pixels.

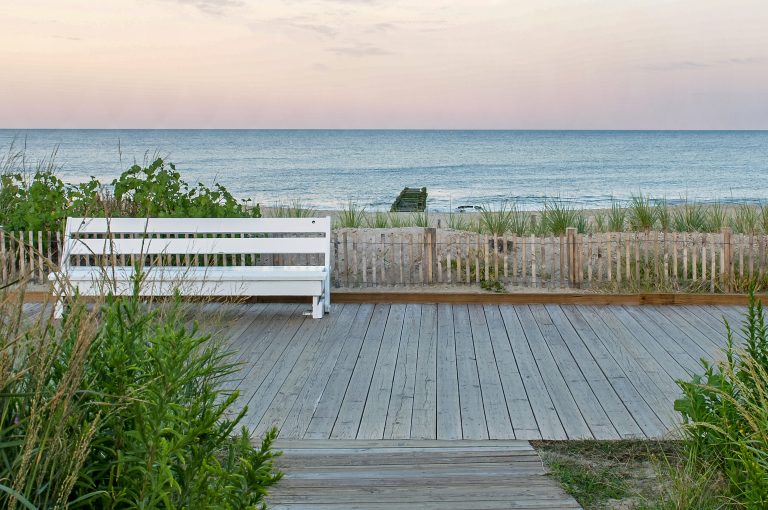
[{"left": 13, "top": 290, "right": 767, "bottom": 306}]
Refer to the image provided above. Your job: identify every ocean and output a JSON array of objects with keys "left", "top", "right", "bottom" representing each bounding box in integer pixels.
[{"left": 1, "top": 130, "right": 766, "bottom": 211}]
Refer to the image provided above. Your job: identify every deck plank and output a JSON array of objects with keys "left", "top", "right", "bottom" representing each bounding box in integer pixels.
[
  {"left": 330, "top": 304, "right": 391, "bottom": 439},
  {"left": 468, "top": 305, "right": 515, "bottom": 439},
  {"left": 268, "top": 440, "right": 581, "bottom": 510},
  {"left": 436, "top": 303, "right": 462, "bottom": 439},
  {"left": 411, "top": 304, "right": 438, "bottom": 439},
  {"left": 384, "top": 304, "right": 422, "bottom": 439},
  {"left": 358, "top": 304, "right": 407, "bottom": 439},
  {"left": 128, "top": 302, "right": 739, "bottom": 440}
]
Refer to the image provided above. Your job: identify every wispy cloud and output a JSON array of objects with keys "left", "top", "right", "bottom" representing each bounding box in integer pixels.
[
  {"left": 330, "top": 43, "right": 392, "bottom": 56},
  {"left": 645, "top": 56, "right": 767, "bottom": 71},
  {"left": 366, "top": 22, "right": 397, "bottom": 33},
  {"left": 52, "top": 35, "right": 82, "bottom": 41},
  {"left": 162, "top": 0, "right": 243, "bottom": 15},
  {"left": 253, "top": 16, "right": 339, "bottom": 37}
]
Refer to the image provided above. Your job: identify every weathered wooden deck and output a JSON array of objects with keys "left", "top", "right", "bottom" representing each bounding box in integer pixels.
[
  {"left": 213, "top": 302, "right": 740, "bottom": 440},
  {"left": 268, "top": 439, "right": 581, "bottom": 510}
]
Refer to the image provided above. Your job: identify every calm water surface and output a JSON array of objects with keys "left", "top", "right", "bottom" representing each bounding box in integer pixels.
[{"left": 1, "top": 130, "right": 766, "bottom": 210}]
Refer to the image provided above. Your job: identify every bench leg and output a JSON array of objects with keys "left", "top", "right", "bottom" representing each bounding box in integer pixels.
[
  {"left": 324, "top": 274, "right": 331, "bottom": 313},
  {"left": 312, "top": 296, "right": 324, "bottom": 319},
  {"left": 54, "top": 299, "right": 65, "bottom": 320}
]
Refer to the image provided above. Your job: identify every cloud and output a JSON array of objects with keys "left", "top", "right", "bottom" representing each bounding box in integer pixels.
[
  {"left": 330, "top": 44, "right": 392, "bottom": 56},
  {"left": 252, "top": 16, "right": 338, "bottom": 37},
  {"left": 366, "top": 22, "right": 397, "bottom": 33},
  {"left": 645, "top": 56, "right": 767, "bottom": 71},
  {"left": 52, "top": 35, "right": 82, "bottom": 41},
  {"left": 162, "top": 0, "right": 244, "bottom": 15}
]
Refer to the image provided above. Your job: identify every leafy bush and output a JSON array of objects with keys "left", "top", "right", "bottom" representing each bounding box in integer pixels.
[
  {"left": 0, "top": 282, "right": 281, "bottom": 509},
  {"left": 674, "top": 294, "right": 768, "bottom": 508},
  {"left": 112, "top": 159, "right": 259, "bottom": 219},
  {"left": 0, "top": 157, "right": 260, "bottom": 232}
]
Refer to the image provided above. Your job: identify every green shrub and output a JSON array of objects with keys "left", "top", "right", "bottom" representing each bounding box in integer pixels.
[
  {"left": 366, "top": 211, "right": 390, "bottom": 228},
  {"left": 544, "top": 199, "right": 583, "bottom": 235},
  {"left": 270, "top": 198, "right": 316, "bottom": 218},
  {"left": 113, "top": 158, "right": 259, "bottom": 219},
  {"left": 705, "top": 202, "right": 726, "bottom": 232},
  {"left": 628, "top": 193, "right": 656, "bottom": 231},
  {"left": 336, "top": 201, "right": 366, "bottom": 228},
  {"left": 655, "top": 198, "right": 671, "bottom": 232},
  {"left": 0, "top": 282, "right": 281, "bottom": 509},
  {"left": 731, "top": 204, "right": 760, "bottom": 234},
  {"left": 0, "top": 157, "right": 260, "bottom": 231},
  {"left": 446, "top": 212, "right": 472, "bottom": 231},
  {"left": 607, "top": 200, "right": 626, "bottom": 232},
  {"left": 674, "top": 294, "right": 768, "bottom": 508},
  {"left": 479, "top": 202, "right": 515, "bottom": 236},
  {"left": 672, "top": 201, "right": 707, "bottom": 232},
  {"left": 412, "top": 210, "right": 430, "bottom": 228}
]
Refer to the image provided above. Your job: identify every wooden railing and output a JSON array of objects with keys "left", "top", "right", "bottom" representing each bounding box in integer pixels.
[{"left": 3, "top": 227, "right": 767, "bottom": 293}]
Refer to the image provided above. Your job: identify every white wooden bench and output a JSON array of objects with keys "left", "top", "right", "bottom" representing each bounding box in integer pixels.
[{"left": 50, "top": 217, "right": 332, "bottom": 319}]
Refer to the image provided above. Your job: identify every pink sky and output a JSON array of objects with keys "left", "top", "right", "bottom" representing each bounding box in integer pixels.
[{"left": 1, "top": 0, "right": 767, "bottom": 129}]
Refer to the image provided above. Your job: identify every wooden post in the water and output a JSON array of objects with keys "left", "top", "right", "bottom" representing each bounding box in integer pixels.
[{"left": 566, "top": 227, "right": 576, "bottom": 288}]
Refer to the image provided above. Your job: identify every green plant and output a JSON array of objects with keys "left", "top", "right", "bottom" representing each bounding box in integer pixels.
[
  {"left": 336, "top": 201, "right": 366, "bottom": 228},
  {"left": 593, "top": 213, "right": 607, "bottom": 233},
  {"left": 546, "top": 457, "right": 627, "bottom": 508},
  {"left": 705, "top": 202, "right": 726, "bottom": 232},
  {"left": 271, "top": 198, "right": 316, "bottom": 218},
  {"left": 0, "top": 280, "right": 282, "bottom": 509},
  {"left": 366, "top": 211, "right": 390, "bottom": 228},
  {"left": 446, "top": 212, "right": 472, "bottom": 231},
  {"left": 544, "top": 199, "right": 582, "bottom": 235},
  {"left": 607, "top": 200, "right": 626, "bottom": 232},
  {"left": 412, "top": 209, "right": 430, "bottom": 228},
  {"left": 387, "top": 212, "right": 412, "bottom": 228},
  {"left": 113, "top": 158, "right": 259, "bottom": 219},
  {"left": 628, "top": 193, "right": 657, "bottom": 231},
  {"left": 479, "top": 202, "right": 515, "bottom": 236},
  {"left": 761, "top": 204, "right": 768, "bottom": 234},
  {"left": 674, "top": 294, "right": 768, "bottom": 507},
  {"left": 655, "top": 198, "right": 671, "bottom": 232},
  {"left": 480, "top": 278, "right": 506, "bottom": 293},
  {"left": 673, "top": 201, "right": 707, "bottom": 232},
  {"left": 731, "top": 204, "right": 759, "bottom": 234}
]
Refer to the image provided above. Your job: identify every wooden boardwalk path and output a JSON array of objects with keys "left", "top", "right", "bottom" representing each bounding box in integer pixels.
[
  {"left": 268, "top": 439, "right": 581, "bottom": 510},
  {"left": 213, "top": 303, "right": 740, "bottom": 440}
]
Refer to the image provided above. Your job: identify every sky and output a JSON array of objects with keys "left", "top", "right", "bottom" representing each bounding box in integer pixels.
[{"left": 0, "top": 0, "right": 767, "bottom": 129}]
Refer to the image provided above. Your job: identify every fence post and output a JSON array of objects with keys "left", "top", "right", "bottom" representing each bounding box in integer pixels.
[
  {"left": 426, "top": 227, "right": 437, "bottom": 284},
  {"left": 566, "top": 227, "right": 576, "bottom": 287},
  {"left": 721, "top": 227, "right": 732, "bottom": 292}
]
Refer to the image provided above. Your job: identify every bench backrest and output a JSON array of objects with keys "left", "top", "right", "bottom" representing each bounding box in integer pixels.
[{"left": 62, "top": 217, "right": 332, "bottom": 269}]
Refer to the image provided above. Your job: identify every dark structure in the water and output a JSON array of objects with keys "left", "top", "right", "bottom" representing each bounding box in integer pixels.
[{"left": 391, "top": 187, "right": 427, "bottom": 212}]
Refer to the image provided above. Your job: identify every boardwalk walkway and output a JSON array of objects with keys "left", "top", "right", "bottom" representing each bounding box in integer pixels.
[
  {"left": 214, "top": 303, "right": 740, "bottom": 440},
  {"left": 268, "top": 439, "right": 581, "bottom": 509}
]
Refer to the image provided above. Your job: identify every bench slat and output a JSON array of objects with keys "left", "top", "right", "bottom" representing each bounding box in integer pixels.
[
  {"left": 68, "top": 217, "right": 331, "bottom": 234},
  {"left": 67, "top": 237, "right": 328, "bottom": 256}
]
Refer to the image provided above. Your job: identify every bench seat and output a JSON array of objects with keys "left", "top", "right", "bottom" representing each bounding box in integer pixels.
[{"left": 52, "top": 217, "right": 332, "bottom": 318}]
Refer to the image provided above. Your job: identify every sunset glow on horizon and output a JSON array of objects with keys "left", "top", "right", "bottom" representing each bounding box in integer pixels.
[{"left": 1, "top": 0, "right": 767, "bottom": 129}]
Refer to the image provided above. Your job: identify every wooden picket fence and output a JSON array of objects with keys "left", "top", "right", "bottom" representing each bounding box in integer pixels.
[
  {"left": 2, "top": 227, "right": 768, "bottom": 293},
  {"left": 331, "top": 227, "right": 768, "bottom": 293}
]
